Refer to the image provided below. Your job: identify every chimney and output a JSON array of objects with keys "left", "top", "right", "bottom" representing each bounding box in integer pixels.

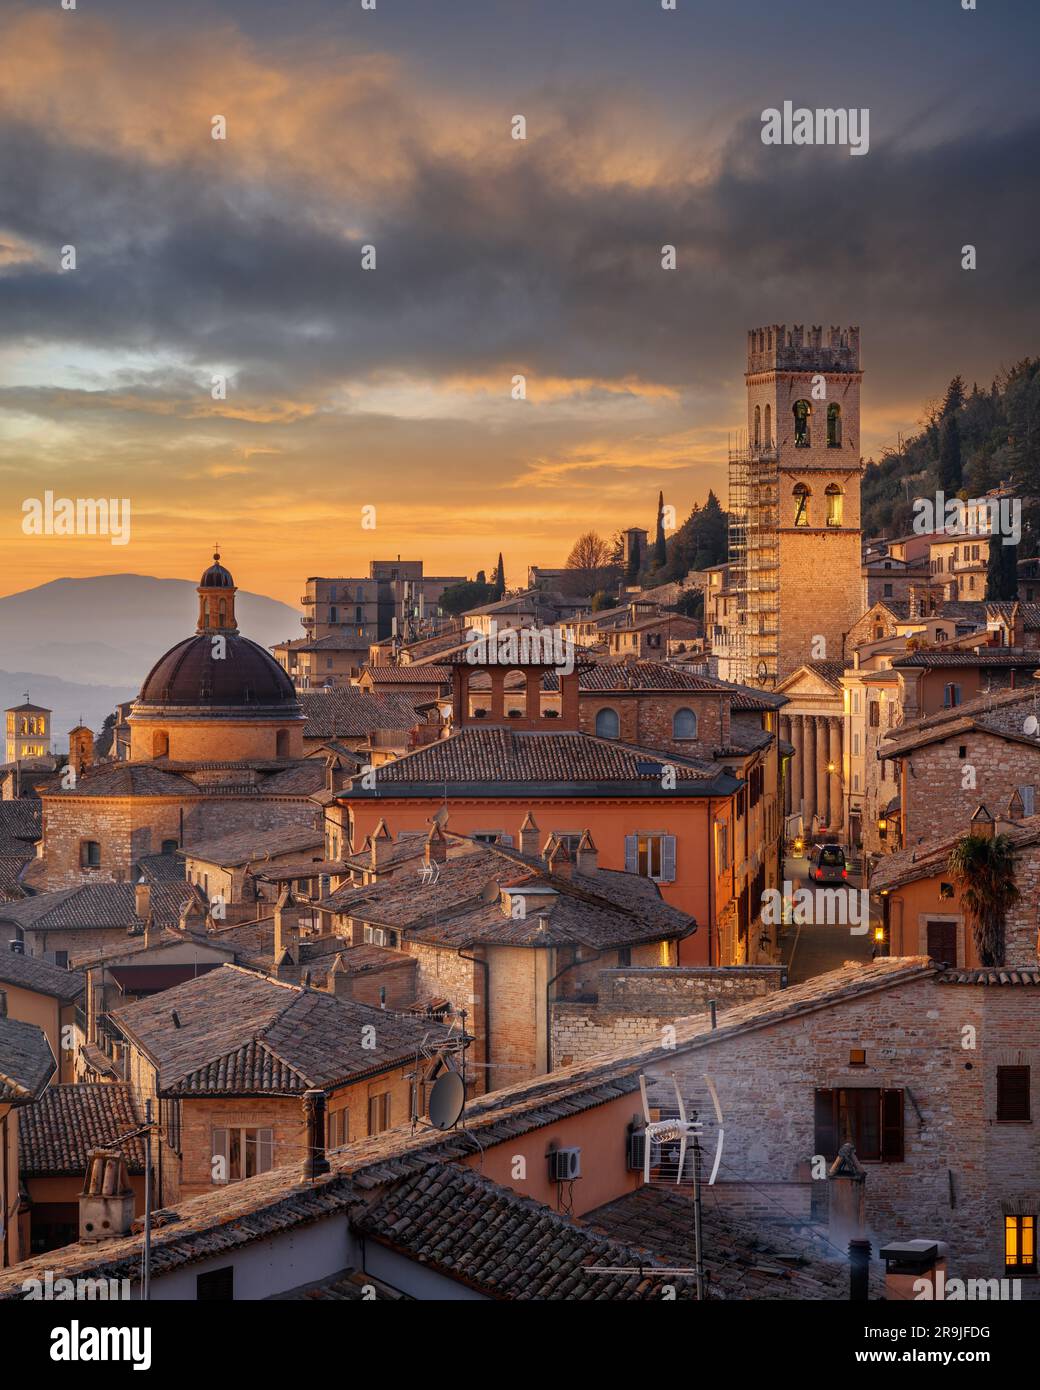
[
  {"left": 79, "top": 1150, "right": 135, "bottom": 1243},
  {"left": 519, "top": 811, "right": 540, "bottom": 857},
  {"left": 1011, "top": 600, "right": 1025, "bottom": 648},
  {"left": 970, "top": 803, "right": 995, "bottom": 841},
  {"left": 425, "top": 821, "right": 448, "bottom": 865},
  {"left": 134, "top": 877, "right": 151, "bottom": 922},
  {"left": 827, "top": 1143, "right": 867, "bottom": 1253},
  {"left": 324, "top": 753, "right": 342, "bottom": 792},
  {"left": 328, "top": 953, "right": 352, "bottom": 999},
  {"left": 575, "top": 829, "right": 598, "bottom": 877},
  {"left": 848, "top": 1238, "right": 871, "bottom": 1302},
  {"left": 143, "top": 911, "right": 160, "bottom": 951},
  {"left": 274, "top": 883, "right": 300, "bottom": 962},
  {"left": 301, "top": 1089, "right": 331, "bottom": 1181},
  {"left": 370, "top": 818, "right": 393, "bottom": 870},
  {"left": 274, "top": 947, "right": 297, "bottom": 981},
  {"left": 879, "top": 1240, "right": 947, "bottom": 1302},
  {"left": 546, "top": 837, "right": 573, "bottom": 880}
]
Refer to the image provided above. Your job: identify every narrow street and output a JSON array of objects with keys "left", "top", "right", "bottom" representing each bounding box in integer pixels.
[{"left": 779, "top": 854, "right": 878, "bottom": 986}]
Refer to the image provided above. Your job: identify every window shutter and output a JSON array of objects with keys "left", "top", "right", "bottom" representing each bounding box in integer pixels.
[
  {"left": 212, "top": 1127, "right": 228, "bottom": 1184},
  {"left": 997, "top": 1066, "right": 1031, "bottom": 1122},
  {"left": 660, "top": 835, "right": 677, "bottom": 883},
  {"left": 814, "top": 1089, "right": 836, "bottom": 1159},
  {"left": 500, "top": 834, "right": 514, "bottom": 847},
  {"left": 624, "top": 834, "right": 638, "bottom": 873},
  {"left": 258, "top": 1129, "right": 274, "bottom": 1173},
  {"left": 881, "top": 1089, "right": 904, "bottom": 1162}
]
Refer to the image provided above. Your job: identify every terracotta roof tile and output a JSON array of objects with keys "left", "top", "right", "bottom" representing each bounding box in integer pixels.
[{"left": 18, "top": 1082, "right": 145, "bottom": 1175}]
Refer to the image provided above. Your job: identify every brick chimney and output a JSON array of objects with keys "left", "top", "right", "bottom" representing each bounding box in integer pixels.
[
  {"left": 970, "top": 803, "right": 995, "bottom": 840},
  {"left": 328, "top": 953, "right": 352, "bottom": 1000},
  {"left": 274, "top": 883, "right": 300, "bottom": 962},
  {"left": 576, "top": 829, "right": 598, "bottom": 876},
  {"left": 519, "top": 811, "right": 540, "bottom": 857},
  {"left": 134, "top": 877, "right": 151, "bottom": 922},
  {"left": 425, "top": 821, "right": 448, "bottom": 865},
  {"left": 79, "top": 1150, "right": 135, "bottom": 1243},
  {"left": 370, "top": 818, "right": 393, "bottom": 870},
  {"left": 144, "top": 910, "right": 160, "bottom": 950},
  {"left": 1011, "top": 600, "right": 1025, "bottom": 648},
  {"left": 827, "top": 1143, "right": 867, "bottom": 1253},
  {"left": 546, "top": 837, "right": 573, "bottom": 880}
]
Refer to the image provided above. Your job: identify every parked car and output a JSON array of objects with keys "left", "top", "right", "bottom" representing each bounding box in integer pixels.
[{"left": 808, "top": 842, "right": 847, "bottom": 883}]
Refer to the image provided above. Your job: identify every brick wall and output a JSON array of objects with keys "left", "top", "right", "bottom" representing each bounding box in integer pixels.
[
  {"left": 902, "top": 730, "right": 1040, "bottom": 846},
  {"left": 654, "top": 973, "right": 1040, "bottom": 1282}
]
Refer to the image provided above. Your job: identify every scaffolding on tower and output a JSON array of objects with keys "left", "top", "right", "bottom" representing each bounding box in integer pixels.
[{"left": 728, "top": 433, "right": 780, "bottom": 688}]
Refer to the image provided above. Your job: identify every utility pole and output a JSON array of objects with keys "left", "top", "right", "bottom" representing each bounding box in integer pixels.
[{"left": 143, "top": 1099, "right": 153, "bottom": 1301}]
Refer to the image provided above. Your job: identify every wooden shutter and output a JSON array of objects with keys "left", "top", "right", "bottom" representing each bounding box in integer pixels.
[
  {"left": 660, "top": 835, "right": 677, "bottom": 883},
  {"left": 211, "top": 1127, "right": 228, "bottom": 1185},
  {"left": 258, "top": 1128, "right": 274, "bottom": 1173},
  {"left": 997, "top": 1066, "right": 1031, "bottom": 1122},
  {"left": 881, "top": 1089, "right": 904, "bottom": 1162},
  {"left": 814, "top": 1089, "right": 837, "bottom": 1159},
  {"left": 624, "top": 834, "right": 638, "bottom": 873}
]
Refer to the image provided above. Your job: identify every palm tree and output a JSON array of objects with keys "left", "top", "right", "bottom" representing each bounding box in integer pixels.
[{"left": 947, "top": 832, "right": 1020, "bottom": 967}]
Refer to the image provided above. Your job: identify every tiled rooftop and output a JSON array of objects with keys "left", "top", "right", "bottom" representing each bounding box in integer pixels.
[
  {"left": 181, "top": 824, "right": 324, "bottom": 868},
  {"left": 112, "top": 963, "right": 452, "bottom": 1095},
  {"left": 0, "top": 881, "right": 195, "bottom": 933},
  {"left": 299, "top": 689, "right": 423, "bottom": 739},
  {"left": 0, "top": 1014, "right": 55, "bottom": 1103},
  {"left": 18, "top": 1082, "right": 145, "bottom": 1175},
  {"left": 0, "top": 949, "right": 84, "bottom": 1002}
]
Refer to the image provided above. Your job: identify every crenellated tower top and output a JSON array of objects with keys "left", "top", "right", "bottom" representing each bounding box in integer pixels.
[{"left": 746, "top": 324, "right": 861, "bottom": 376}]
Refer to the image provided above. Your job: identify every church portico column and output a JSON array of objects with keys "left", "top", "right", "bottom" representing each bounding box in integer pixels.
[
  {"left": 815, "top": 716, "right": 829, "bottom": 831},
  {"left": 780, "top": 715, "right": 791, "bottom": 814},
  {"left": 801, "top": 715, "right": 816, "bottom": 825},
  {"left": 828, "top": 717, "right": 844, "bottom": 840}
]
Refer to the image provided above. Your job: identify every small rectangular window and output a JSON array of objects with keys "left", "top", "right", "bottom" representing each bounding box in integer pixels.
[
  {"left": 997, "top": 1066, "right": 1031, "bottom": 1122},
  {"left": 368, "top": 1093, "right": 391, "bottom": 1136},
  {"left": 196, "top": 1266, "right": 234, "bottom": 1301}
]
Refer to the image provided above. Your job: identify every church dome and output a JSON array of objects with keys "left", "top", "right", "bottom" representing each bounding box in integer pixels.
[{"left": 137, "top": 634, "right": 298, "bottom": 709}]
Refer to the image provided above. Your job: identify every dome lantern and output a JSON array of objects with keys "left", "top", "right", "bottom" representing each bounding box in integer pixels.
[{"left": 197, "top": 549, "right": 238, "bottom": 634}]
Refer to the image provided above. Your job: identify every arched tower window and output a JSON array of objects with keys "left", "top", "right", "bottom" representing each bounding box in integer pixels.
[
  {"left": 827, "top": 402, "right": 842, "bottom": 448},
  {"left": 764, "top": 404, "right": 772, "bottom": 447},
  {"left": 275, "top": 729, "right": 290, "bottom": 757},
  {"left": 753, "top": 406, "right": 761, "bottom": 449},
  {"left": 595, "top": 707, "right": 620, "bottom": 739},
  {"left": 825, "top": 484, "right": 843, "bottom": 527},
  {"left": 218, "top": 599, "right": 227, "bottom": 627},
  {"left": 793, "top": 483, "right": 811, "bottom": 527},
  {"left": 152, "top": 730, "right": 169, "bottom": 757},
  {"left": 793, "top": 400, "right": 812, "bottom": 448}
]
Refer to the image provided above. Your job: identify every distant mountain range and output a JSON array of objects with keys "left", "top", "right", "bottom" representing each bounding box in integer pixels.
[{"left": 0, "top": 575, "right": 303, "bottom": 743}]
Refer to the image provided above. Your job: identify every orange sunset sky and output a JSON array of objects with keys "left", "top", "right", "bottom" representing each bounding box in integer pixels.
[{"left": 1, "top": 1, "right": 1037, "bottom": 606}]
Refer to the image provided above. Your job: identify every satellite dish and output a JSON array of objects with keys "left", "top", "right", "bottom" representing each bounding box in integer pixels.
[
  {"left": 428, "top": 1069, "right": 465, "bottom": 1130},
  {"left": 1025, "top": 715, "right": 1039, "bottom": 738}
]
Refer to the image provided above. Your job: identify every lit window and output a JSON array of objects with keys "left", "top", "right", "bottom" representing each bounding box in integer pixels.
[
  {"left": 826, "top": 484, "right": 843, "bottom": 527},
  {"left": 1005, "top": 1216, "right": 1037, "bottom": 1275}
]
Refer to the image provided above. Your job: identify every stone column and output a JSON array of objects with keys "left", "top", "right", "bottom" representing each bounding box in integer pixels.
[
  {"left": 780, "top": 715, "right": 792, "bottom": 814},
  {"left": 829, "top": 717, "right": 844, "bottom": 840},
  {"left": 816, "top": 717, "right": 829, "bottom": 831},
  {"left": 801, "top": 715, "right": 816, "bottom": 825}
]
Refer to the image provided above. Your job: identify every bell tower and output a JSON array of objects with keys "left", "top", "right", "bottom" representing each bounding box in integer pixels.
[
  {"left": 196, "top": 550, "right": 239, "bottom": 635},
  {"left": 731, "top": 326, "right": 863, "bottom": 685}
]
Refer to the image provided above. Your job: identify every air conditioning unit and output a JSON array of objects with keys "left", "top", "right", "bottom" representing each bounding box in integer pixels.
[
  {"left": 548, "top": 1146, "right": 581, "bottom": 1182},
  {"left": 627, "top": 1130, "right": 662, "bottom": 1173}
]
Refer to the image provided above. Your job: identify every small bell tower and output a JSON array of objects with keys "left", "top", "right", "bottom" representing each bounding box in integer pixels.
[{"left": 196, "top": 548, "right": 239, "bottom": 635}]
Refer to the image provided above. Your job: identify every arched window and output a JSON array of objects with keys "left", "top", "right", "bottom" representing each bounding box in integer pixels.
[
  {"left": 595, "top": 707, "right": 620, "bottom": 739},
  {"left": 218, "top": 599, "right": 227, "bottom": 627},
  {"left": 793, "top": 483, "right": 811, "bottom": 527},
  {"left": 202, "top": 598, "right": 210, "bottom": 627},
  {"left": 673, "top": 707, "right": 698, "bottom": 740},
  {"left": 825, "top": 484, "right": 843, "bottom": 527},
  {"left": 764, "top": 404, "right": 772, "bottom": 447},
  {"left": 827, "top": 402, "right": 842, "bottom": 447},
  {"left": 152, "top": 730, "right": 169, "bottom": 758},
  {"left": 504, "top": 669, "right": 527, "bottom": 717},
  {"left": 275, "top": 729, "right": 290, "bottom": 756},
  {"left": 753, "top": 406, "right": 761, "bottom": 449},
  {"left": 793, "top": 399, "right": 812, "bottom": 448}
]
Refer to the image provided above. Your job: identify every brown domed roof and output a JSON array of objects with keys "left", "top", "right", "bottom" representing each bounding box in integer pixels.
[
  {"left": 200, "top": 552, "right": 235, "bottom": 589},
  {"left": 137, "top": 634, "right": 299, "bottom": 709}
]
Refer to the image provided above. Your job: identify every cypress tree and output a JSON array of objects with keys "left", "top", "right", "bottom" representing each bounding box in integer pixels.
[
  {"left": 654, "top": 491, "right": 667, "bottom": 567},
  {"left": 938, "top": 414, "right": 962, "bottom": 492}
]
